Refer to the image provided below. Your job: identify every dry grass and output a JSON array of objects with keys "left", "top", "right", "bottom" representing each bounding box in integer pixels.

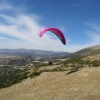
[
  {"left": 83, "top": 54, "right": 100, "bottom": 61},
  {"left": 0, "top": 67, "right": 100, "bottom": 100},
  {"left": 38, "top": 65, "right": 60, "bottom": 71}
]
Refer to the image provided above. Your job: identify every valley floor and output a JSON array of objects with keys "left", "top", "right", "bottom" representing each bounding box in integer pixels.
[{"left": 0, "top": 67, "right": 100, "bottom": 100}]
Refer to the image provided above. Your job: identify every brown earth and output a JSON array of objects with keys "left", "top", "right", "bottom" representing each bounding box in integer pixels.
[{"left": 0, "top": 67, "right": 100, "bottom": 100}]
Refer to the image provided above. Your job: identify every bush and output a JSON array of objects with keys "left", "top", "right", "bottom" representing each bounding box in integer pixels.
[{"left": 30, "top": 68, "right": 42, "bottom": 78}]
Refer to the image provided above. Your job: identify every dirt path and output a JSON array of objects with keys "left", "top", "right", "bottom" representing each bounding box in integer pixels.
[{"left": 0, "top": 67, "right": 100, "bottom": 100}]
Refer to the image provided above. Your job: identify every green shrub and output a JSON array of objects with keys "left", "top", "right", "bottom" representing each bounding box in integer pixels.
[{"left": 0, "top": 70, "right": 28, "bottom": 89}]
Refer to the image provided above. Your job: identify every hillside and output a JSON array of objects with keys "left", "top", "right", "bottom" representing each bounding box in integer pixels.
[
  {"left": 0, "top": 67, "right": 100, "bottom": 100},
  {"left": 65, "top": 45, "right": 100, "bottom": 58},
  {"left": 0, "top": 45, "right": 100, "bottom": 100}
]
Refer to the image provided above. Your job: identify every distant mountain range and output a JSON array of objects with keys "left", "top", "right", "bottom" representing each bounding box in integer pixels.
[
  {"left": 1, "top": 45, "right": 100, "bottom": 58},
  {"left": 0, "top": 49, "right": 68, "bottom": 58}
]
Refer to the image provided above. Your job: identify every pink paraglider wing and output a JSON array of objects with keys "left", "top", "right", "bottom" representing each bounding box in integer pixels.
[{"left": 38, "top": 27, "right": 66, "bottom": 45}]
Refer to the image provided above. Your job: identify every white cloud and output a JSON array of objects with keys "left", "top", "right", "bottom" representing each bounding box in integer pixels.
[
  {"left": 0, "top": 15, "right": 100, "bottom": 52},
  {"left": 0, "top": 4, "right": 12, "bottom": 11},
  {"left": 85, "top": 22, "right": 100, "bottom": 44},
  {"left": 0, "top": 14, "right": 69, "bottom": 51}
]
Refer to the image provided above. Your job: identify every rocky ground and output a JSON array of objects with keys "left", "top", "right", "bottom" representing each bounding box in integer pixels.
[{"left": 0, "top": 66, "right": 100, "bottom": 100}]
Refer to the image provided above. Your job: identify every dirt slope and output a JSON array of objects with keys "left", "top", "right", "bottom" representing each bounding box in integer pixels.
[{"left": 0, "top": 67, "right": 100, "bottom": 100}]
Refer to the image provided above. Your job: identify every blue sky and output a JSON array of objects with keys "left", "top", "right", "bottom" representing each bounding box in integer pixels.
[{"left": 0, "top": 0, "right": 100, "bottom": 52}]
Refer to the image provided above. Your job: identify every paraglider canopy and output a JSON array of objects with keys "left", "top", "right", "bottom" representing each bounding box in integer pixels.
[{"left": 38, "top": 27, "right": 66, "bottom": 45}]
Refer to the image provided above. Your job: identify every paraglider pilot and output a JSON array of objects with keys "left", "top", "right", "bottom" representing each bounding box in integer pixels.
[{"left": 48, "top": 60, "right": 53, "bottom": 66}]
